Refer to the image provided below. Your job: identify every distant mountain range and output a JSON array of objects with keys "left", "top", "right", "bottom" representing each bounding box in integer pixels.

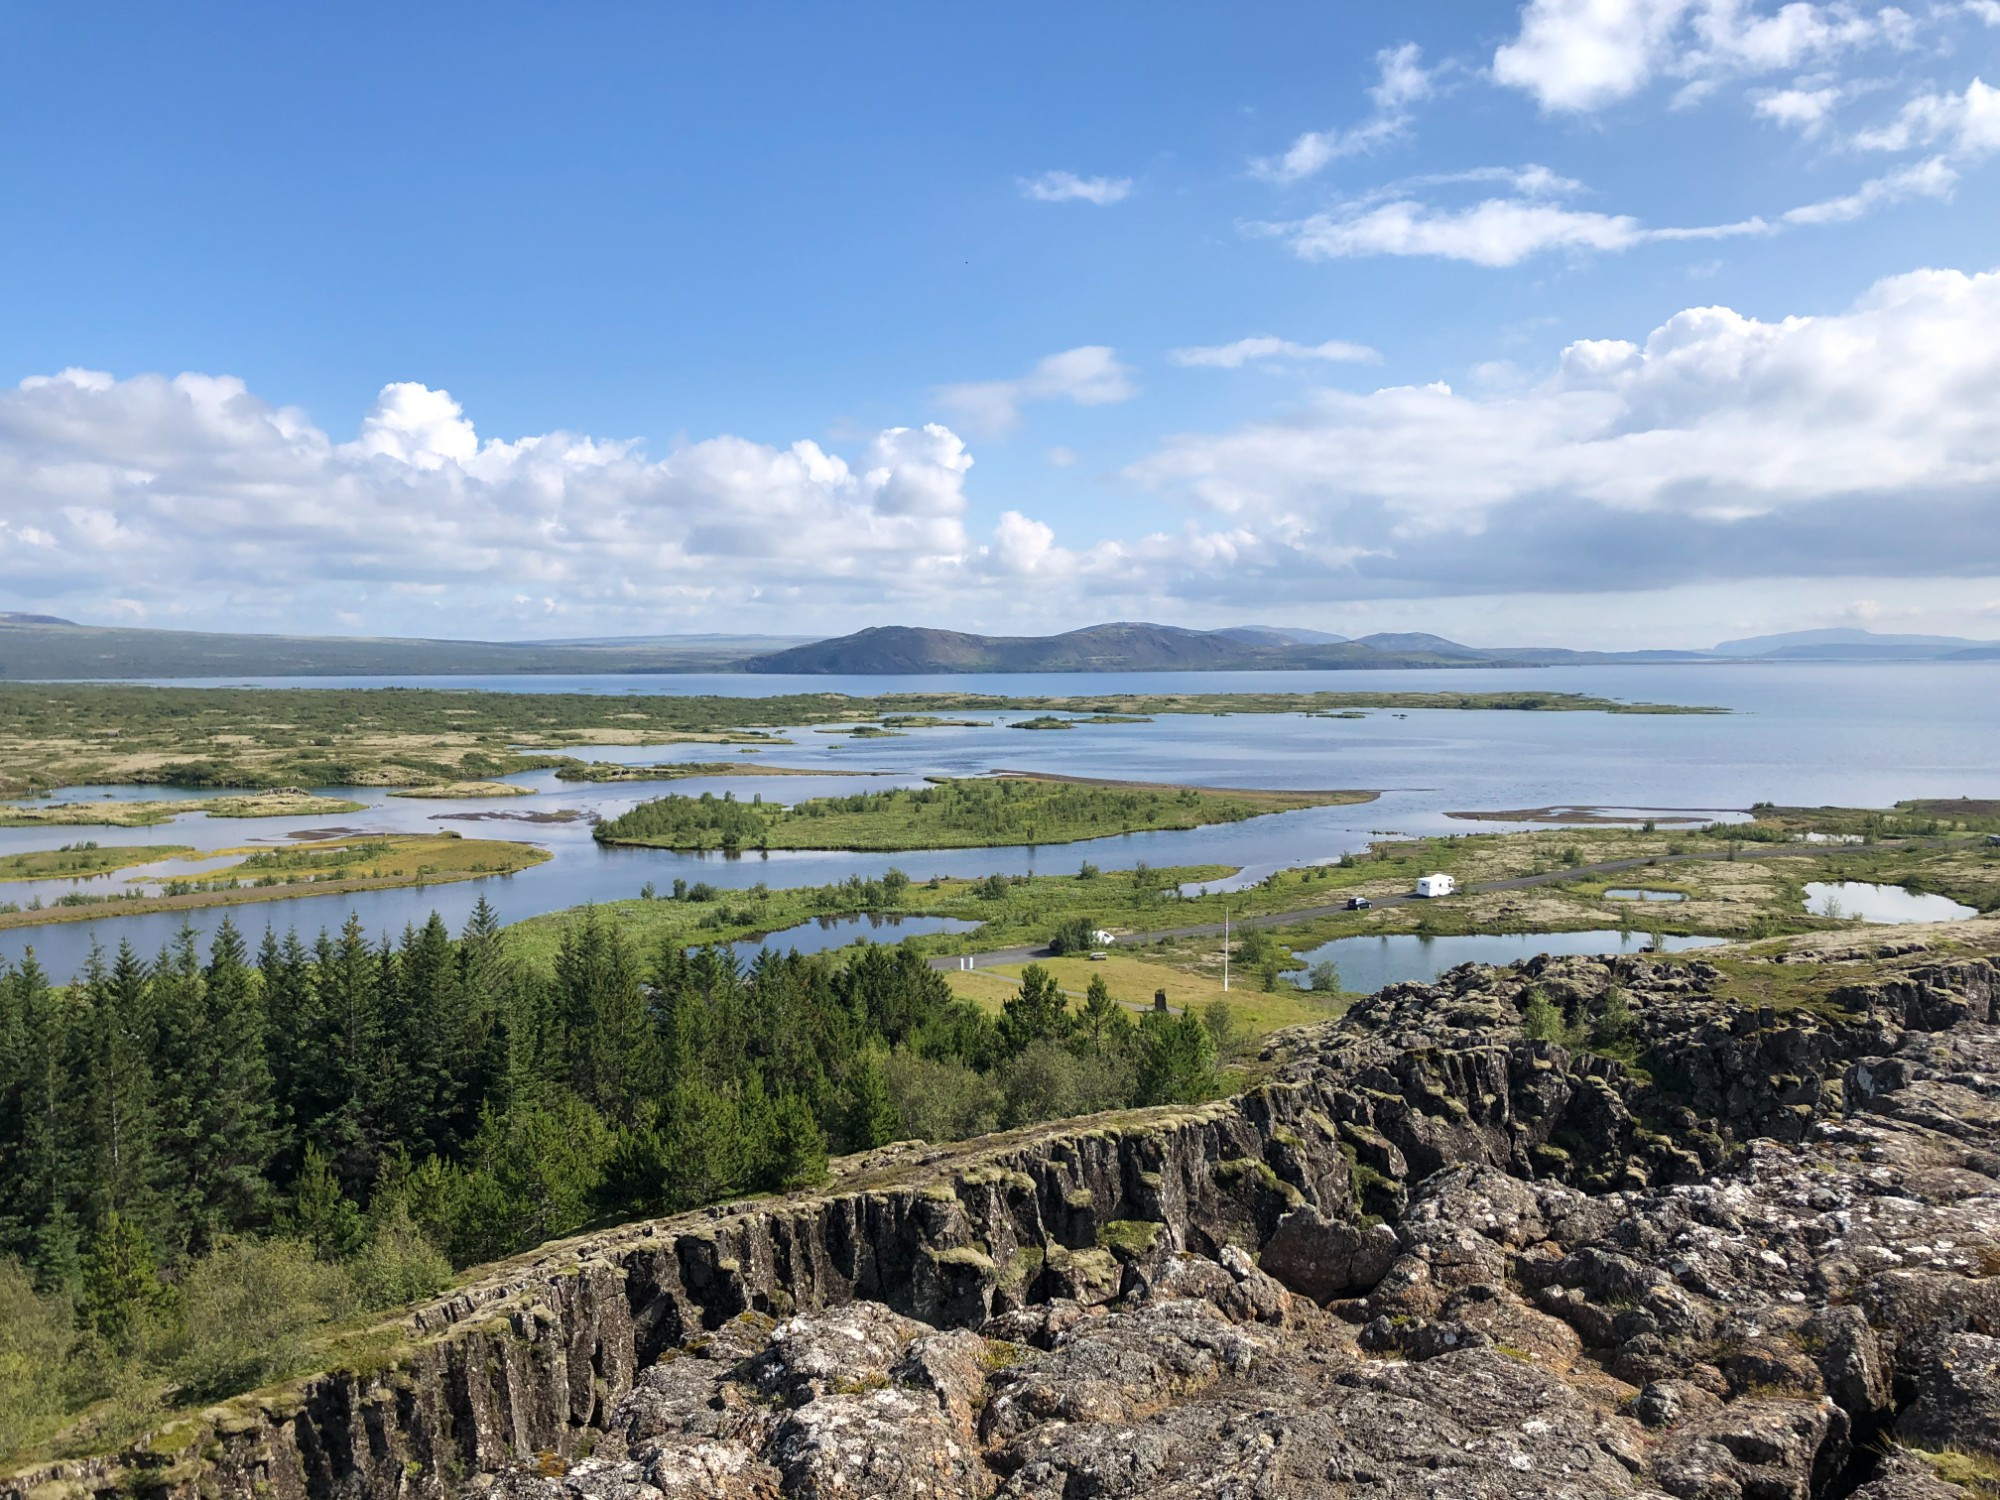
[
  {"left": 742, "top": 623, "right": 2000, "bottom": 673},
  {"left": 1710, "top": 628, "right": 2000, "bottom": 661},
  {"left": 1, "top": 615, "right": 1994, "bottom": 680},
  {"left": 0, "top": 618, "right": 816, "bottom": 680}
]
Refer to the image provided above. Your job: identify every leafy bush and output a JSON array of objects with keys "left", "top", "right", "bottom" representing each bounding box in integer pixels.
[
  {"left": 0, "top": 1259, "right": 72, "bottom": 1456},
  {"left": 883, "top": 1052, "right": 1003, "bottom": 1142},
  {"left": 165, "top": 1237, "right": 356, "bottom": 1403},
  {"left": 1048, "top": 916, "right": 1096, "bottom": 955}
]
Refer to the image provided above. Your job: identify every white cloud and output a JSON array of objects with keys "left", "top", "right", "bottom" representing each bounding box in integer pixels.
[
  {"left": 934, "top": 346, "right": 1136, "bottom": 434},
  {"left": 1253, "top": 43, "right": 1435, "bottom": 182},
  {"left": 0, "top": 370, "right": 1091, "bottom": 630},
  {"left": 1754, "top": 81, "right": 1846, "bottom": 132},
  {"left": 1127, "top": 264, "right": 2000, "bottom": 596},
  {"left": 1170, "top": 336, "right": 1381, "bottom": 369},
  {"left": 1493, "top": 0, "right": 1696, "bottom": 112},
  {"left": 1264, "top": 196, "right": 1768, "bottom": 267},
  {"left": 1494, "top": 0, "right": 1918, "bottom": 113},
  {"left": 1781, "top": 155, "right": 1957, "bottom": 221},
  {"left": 1854, "top": 76, "right": 2000, "bottom": 156},
  {"left": 13, "top": 270, "right": 2000, "bottom": 629},
  {"left": 1018, "top": 171, "right": 1132, "bottom": 205}
]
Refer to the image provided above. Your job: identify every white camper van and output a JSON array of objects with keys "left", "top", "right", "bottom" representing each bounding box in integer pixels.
[{"left": 1414, "top": 873, "right": 1455, "bottom": 898}]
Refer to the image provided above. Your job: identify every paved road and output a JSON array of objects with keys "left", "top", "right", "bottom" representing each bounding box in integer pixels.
[{"left": 926, "top": 836, "right": 1944, "bottom": 973}]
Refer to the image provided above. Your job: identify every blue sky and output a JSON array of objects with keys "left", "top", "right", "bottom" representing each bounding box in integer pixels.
[{"left": 3, "top": 1, "right": 1998, "bottom": 646}]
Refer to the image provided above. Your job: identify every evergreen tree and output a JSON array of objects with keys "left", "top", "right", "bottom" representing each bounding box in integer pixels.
[
  {"left": 77, "top": 1209, "right": 165, "bottom": 1349},
  {"left": 308, "top": 917, "right": 386, "bottom": 1191},
  {"left": 280, "top": 1143, "right": 364, "bottom": 1260},
  {"left": 73, "top": 943, "right": 166, "bottom": 1239},
  {"left": 556, "top": 911, "right": 661, "bottom": 1126},
  {"left": 1001, "top": 964, "right": 1071, "bottom": 1053},
  {"left": 186, "top": 922, "right": 279, "bottom": 1240},
  {"left": 0, "top": 954, "right": 82, "bottom": 1283},
  {"left": 1075, "top": 974, "right": 1134, "bottom": 1055},
  {"left": 1135, "top": 1010, "right": 1217, "bottom": 1106},
  {"left": 844, "top": 1050, "right": 900, "bottom": 1150},
  {"left": 768, "top": 1091, "right": 829, "bottom": 1191}
]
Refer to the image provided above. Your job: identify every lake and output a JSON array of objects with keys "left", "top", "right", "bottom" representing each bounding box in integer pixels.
[
  {"left": 1802, "top": 881, "right": 1979, "bottom": 924},
  {"left": 1286, "top": 929, "right": 1730, "bottom": 994},
  {"left": 3, "top": 662, "right": 1995, "bottom": 981}
]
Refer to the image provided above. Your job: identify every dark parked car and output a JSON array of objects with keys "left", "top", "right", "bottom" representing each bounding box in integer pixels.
[{"left": 1346, "top": 895, "right": 1372, "bottom": 910}]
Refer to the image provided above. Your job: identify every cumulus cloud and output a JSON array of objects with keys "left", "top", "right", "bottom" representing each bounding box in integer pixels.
[
  {"left": 1127, "top": 264, "right": 2000, "bottom": 597},
  {"left": 1170, "top": 336, "right": 1381, "bottom": 369},
  {"left": 0, "top": 371, "right": 1093, "bottom": 630},
  {"left": 934, "top": 346, "right": 1136, "bottom": 434},
  {"left": 1254, "top": 43, "right": 1437, "bottom": 183},
  {"left": 1854, "top": 76, "right": 2000, "bottom": 156},
  {"left": 1018, "top": 171, "right": 1132, "bottom": 205},
  {"left": 1493, "top": 0, "right": 1916, "bottom": 113},
  {"left": 1753, "top": 81, "right": 1847, "bottom": 132},
  {"left": 13, "top": 268, "right": 2000, "bottom": 628}
]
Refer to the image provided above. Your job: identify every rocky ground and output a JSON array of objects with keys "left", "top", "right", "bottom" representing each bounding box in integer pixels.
[{"left": 12, "top": 923, "right": 2000, "bottom": 1500}]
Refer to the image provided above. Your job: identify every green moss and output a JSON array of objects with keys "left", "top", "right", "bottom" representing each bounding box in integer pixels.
[{"left": 1097, "top": 1220, "right": 1163, "bottom": 1257}]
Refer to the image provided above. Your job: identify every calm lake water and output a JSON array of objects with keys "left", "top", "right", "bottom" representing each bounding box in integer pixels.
[
  {"left": 4, "top": 662, "right": 1995, "bottom": 982},
  {"left": 1286, "top": 929, "right": 1730, "bottom": 994},
  {"left": 1802, "top": 881, "right": 1980, "bottom": 924}
]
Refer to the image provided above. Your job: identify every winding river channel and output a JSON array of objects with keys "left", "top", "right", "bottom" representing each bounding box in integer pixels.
[{"left": 4, "top": 661, "right": 1997, "bottom": 981}]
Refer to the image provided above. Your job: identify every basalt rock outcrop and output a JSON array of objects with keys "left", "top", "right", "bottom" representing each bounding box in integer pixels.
[{"left": 9, "top": 923, "right": 2000, "bottom": 1500}]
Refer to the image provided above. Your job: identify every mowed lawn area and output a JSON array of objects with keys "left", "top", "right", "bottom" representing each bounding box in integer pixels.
[{"left": 943, "top": 951, "right": 1341, "bottom": 1035}]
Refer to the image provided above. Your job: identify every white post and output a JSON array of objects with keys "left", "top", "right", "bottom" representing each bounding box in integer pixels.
[{"left": 1223, "top": 905, "right": 1230, "bottom": 993}]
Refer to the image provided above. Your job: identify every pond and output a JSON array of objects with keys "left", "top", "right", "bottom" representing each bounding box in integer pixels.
[
  {"left": 704, "top": 911, "right": 978, "bottom": 966},
  {"left": 1802, "top": 881, "right": 1979, "bottom": 924},
  {"left": 1285, "top": 928, "right": 1729, "bottom": 994},
  {"left": 1604, "top": 888, "right": 1687, "bottom": 902}
]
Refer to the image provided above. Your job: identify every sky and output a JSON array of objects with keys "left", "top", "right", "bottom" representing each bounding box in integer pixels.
[{"left": 2, "top": 1, "right": 1999, "bottom": 649}]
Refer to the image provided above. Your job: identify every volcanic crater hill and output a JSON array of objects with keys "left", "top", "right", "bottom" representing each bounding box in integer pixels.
[{"left": 13, "top": 926, "right": 2000, "bottom": 1500}]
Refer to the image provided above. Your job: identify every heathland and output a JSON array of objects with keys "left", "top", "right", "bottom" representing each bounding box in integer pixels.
[
  {"left": 591, "top": 775, "right": 1376, "bottom": 852},
  {"left": 0, "top": 681, "right": 1718, "bottom": 797},
  {"left": 0, "top": 833, "right": 548, "bottom": 929}
]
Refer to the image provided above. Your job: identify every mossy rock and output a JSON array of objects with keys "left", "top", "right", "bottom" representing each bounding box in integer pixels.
[{"left": 1097, "top": 1220, "right": 1163, "bottom": 1258}]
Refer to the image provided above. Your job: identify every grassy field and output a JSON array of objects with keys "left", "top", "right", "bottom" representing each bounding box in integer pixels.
[
  {"left": 0, "top": 843, "right": 195, "bottom": 881},
  {"left": 943, "top": 952, "right": 1340, "bottom": 1030},
  {"left": 385, "top": 781, "right": 535, "bottom": 799},
  {"left": 594, "top": 774, "right": 1377, "bottom": 852},
  {"left": 551, "top": 760, "right": 867, "bottom": 783},
  {"left": 0, "top": 833, "right": 548, "bottom": 930},
  {"left": 0, "top": 681, "right": 1719, "bottom": 797},
  {"left": 0, "top": 791, "right": 369, "bottom": 827}
]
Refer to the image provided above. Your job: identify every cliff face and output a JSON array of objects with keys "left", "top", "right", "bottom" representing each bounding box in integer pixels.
[{"left": 10, "top": 926, "right": 2000, "bottom": 1500}]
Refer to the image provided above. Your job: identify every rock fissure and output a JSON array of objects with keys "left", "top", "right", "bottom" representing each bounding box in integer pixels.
[{"left": 9, "top": 930, "right": 2000, "bottom": 1500}]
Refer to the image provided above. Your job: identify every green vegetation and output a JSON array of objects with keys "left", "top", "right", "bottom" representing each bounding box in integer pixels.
[
  {"left": 0, "top": 843, "right": 194, "bottom": 882},
  {"left": 0, "top": 682, "right": 1717, "bottom": 797},
  {"left": 551, "top": 760, "right": 848, "bottom": 783},
  {"left": 0, "top": 892, "right": 1224, "bottom": 1462},
  {"left": 0, "top": 792, "right": 368, "bottom": 828},
  {"left": 0, "top": 834, "right": 549, "bottom": 931},
  {"left": 595, "top": 775, "right": 1375, "bottom": 852}
]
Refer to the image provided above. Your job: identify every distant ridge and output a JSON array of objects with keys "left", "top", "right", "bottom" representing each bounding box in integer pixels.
[
  {"left": 743, "top": 622, "right": 1606, "bottom": 674},
  {"left": 0, "top": 619, "right": 812, "bottom": 680},
  {"left": 5, "top": 615, "right": 1994, "bottom": 681},
  {"left": 1712, "top": 627, "right": 2000, "bottom": 660}
]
